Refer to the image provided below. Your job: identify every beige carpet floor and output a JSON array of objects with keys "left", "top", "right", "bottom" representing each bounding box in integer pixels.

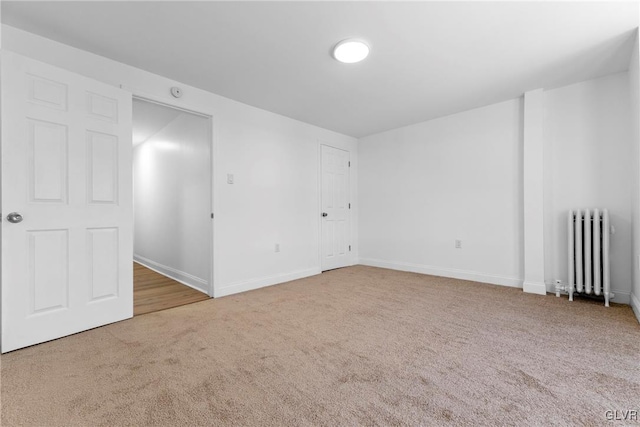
[{"left": 1, "top": 266, "right": 639, "bottom": 426}]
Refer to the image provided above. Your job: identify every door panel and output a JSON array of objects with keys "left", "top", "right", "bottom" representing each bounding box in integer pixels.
[
  {"left": 28, "top": 119, "right": 69, "bottom": 203},
  {"left": 321, "top": 145, "right": 350, "bottom": 271},
  {"left": 28, "top": 229, "right": 69, "bottom": 314},
  {"left": 86, "top": 92, "right": 119, "bottom": 123},
  {"left": 87, "top": 227, "right": 119, "bottom": 301},
  {"left": 26, "top": 73, "right": 68, "bottom": 110},
  {"left": 87, "top": 131, "right": 119, "bottom": 204},
  {"left": 1, "top": 52, "right": 133, "bottom": 353}
]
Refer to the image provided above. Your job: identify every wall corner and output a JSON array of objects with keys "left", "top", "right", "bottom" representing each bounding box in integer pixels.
[{"left": 523, "top": 89, "right": 546, "bottom": 295}]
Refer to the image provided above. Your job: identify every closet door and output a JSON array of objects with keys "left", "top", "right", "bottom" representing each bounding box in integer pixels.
[{"left": 321, "top": 144, "right": 351, "bottom": 271}]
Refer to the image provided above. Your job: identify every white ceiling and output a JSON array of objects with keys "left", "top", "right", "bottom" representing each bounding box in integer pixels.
[{"left": 2, "top": 2, "right": 638, "bottom": 138}]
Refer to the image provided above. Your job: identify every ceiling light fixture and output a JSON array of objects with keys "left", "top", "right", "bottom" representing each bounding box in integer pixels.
[{"left": 333, "top": 39, "right": 370, "bottom": 64}]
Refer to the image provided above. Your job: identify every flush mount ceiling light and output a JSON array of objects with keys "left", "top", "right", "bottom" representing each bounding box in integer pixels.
[{"left": 333, "top": 39, "right": 370, "bottom": 63}]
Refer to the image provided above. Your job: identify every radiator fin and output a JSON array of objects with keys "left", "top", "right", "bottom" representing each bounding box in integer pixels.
[{"left": 567, "top": 209, "right": 611, "bottom": 307}]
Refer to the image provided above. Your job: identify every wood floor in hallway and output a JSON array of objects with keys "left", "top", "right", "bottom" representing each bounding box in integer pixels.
[{"left": 133, "top": 262, "right": 209, "bottom": 316}]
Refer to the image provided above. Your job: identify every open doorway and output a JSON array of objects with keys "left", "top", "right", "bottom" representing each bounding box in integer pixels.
[{"left": 132, "top": 98, "right": 212, "bottom": 315}]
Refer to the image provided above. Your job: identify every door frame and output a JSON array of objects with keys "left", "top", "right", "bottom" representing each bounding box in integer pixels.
[
  {"left": 129, "top": 90, "right": 216, "bottom": 298},
  {"left": 318, "top": 140, "right": 355, "bottom": 271}
]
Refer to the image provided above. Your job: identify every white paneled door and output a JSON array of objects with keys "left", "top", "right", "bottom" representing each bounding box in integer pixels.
[
  {"left": 321, "top": 145, "right": 350, "bottom": 271},
  {"left": 1, "top": 52, "right": 133, "bottom": 352}
]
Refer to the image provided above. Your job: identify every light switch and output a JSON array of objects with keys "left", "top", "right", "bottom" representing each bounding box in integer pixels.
[{"left": 227, "top": 174, "right": 234, "bottom": 184}]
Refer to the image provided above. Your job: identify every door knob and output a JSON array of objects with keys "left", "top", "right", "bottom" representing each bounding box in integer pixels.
[
  {"left": 322, "top": 212, "right": 328, "bottom": 217},
  {"left": 7, "top": 212, "right": 23, "bottom": 223}
]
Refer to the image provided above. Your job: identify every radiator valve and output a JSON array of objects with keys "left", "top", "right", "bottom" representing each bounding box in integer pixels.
[{"left": 555, "top": 280, "right": 566, "bottom": 297}]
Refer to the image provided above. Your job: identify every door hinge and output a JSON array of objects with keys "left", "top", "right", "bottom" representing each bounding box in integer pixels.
[
  {"left": 348, "top": 161, "right": 351, "bottom": 167},
  {"left": 211, "top": 213, "right": 214, "bottom": 219},
  {"left": 349, "top": 245, "right": 351, "bottom": 251},
  {"left": 348, "top": 203, "right": 351, "bottom": 209}
]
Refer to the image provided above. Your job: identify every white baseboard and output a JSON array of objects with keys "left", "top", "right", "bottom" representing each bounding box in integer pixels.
[
  {"left": 134, "top": 254, "right": 208, "bottom": 294},
  {"left": 523, "top": 281, "right": 547, "bottom": 296},
  {"left": 359, "top": 258, "right": 522, "bottom": 288},
  {"left": 631, "top": 293, "right": 640, "bottom": 324},
  {"left": 215, "top": 268, "right": 320, "bottom": 298},
  {"left": 609, "top": 290, "right": 631, "bottom": 305}
]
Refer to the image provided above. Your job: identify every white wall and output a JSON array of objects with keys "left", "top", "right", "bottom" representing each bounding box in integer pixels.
[
  {"left": 133, "top": 107, "right": 211, "bottom": 292},
  {"left": 359, "top": 72, "right": 634, "bottom": 305},
  {"left": 359, "top": 99, "right": 524, "bottom": 286},
  {"left": 1, "top": 25, "right": 358, "bottom": 297},
  {"left": 629, "top": 29, "right": 640, "bottom": 320},
  {"left": 3, "top": 25, "right": 635, "bottom": 307},
  {"left": 544, "top": 73, "right": 632, "bottom": 303}
]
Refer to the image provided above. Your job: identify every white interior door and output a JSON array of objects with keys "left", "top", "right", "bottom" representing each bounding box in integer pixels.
[
  {"left": 321, "top": 145, "right": 350, "bottom": 271},
  {"left": 1, "top": 52, "right": 133, "bottom": 353}
]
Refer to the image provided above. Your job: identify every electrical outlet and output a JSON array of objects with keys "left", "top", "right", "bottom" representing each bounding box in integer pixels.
[
  {"left": 455, "top": 240, "right": 462, "bottom": 249},
  {"left": 275, "top": 243, "right": 280, "bottom": 253}
]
